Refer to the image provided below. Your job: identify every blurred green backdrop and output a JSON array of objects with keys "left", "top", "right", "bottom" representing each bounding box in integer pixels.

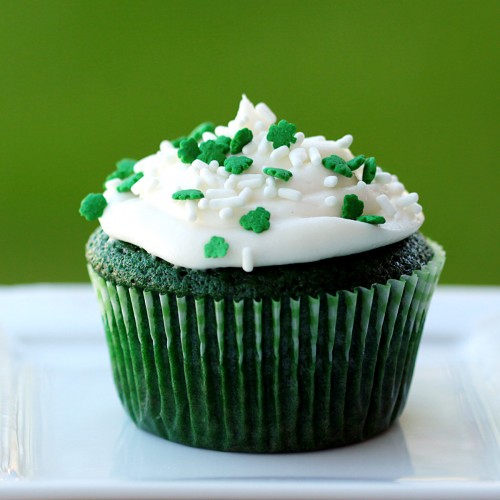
[{"left": 1, "top": 0, "right": 498, "bottom": 285}]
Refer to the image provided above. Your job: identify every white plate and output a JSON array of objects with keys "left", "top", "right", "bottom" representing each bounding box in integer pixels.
[{"left": 0, "top": 285, "right": 499, "bottom": 499}]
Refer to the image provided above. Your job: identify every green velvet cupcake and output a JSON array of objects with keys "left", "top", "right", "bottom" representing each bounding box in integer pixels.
[{"left": 81, "top": 96, "right": 445, "bottom": 452}]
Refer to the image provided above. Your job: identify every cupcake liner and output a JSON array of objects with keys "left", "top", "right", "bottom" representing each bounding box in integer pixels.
[{"left": 89, "top": 241, "right": 444, "bottom": 452}]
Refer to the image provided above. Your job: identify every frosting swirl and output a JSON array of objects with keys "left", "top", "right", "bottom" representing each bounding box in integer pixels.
[{"left": 99, "top": 96, "right": 424, "bottom": 271}]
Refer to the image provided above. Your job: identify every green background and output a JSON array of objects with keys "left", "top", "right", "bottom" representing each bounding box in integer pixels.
[{"left": 1, "top": 0, "right": 498, "bottom": 285}]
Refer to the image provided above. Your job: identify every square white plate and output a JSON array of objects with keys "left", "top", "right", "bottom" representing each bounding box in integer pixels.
[{"left": 0, "top": 285, "right": 499, "bottom": 499}]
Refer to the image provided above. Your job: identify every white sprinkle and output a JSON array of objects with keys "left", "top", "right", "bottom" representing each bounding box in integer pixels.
[
  {"left": 293, "top": 132, "right": 305, "bottom": 147},
  {"left": 237, "top": 175, "right": 265, "bottom": 189},
  {"left": 254, "top": 120, "right": 266, "bottom": 132},
  {"left": 239, "top": 187, "right": 252, "bottom": 201},
  {"left": 242, "top": 247, "right": 254, "bottom": 272},
  {"left": 214, "top": 125, "right": 228, "bottom": 136},
  {"left": 198, "top": 198, "right": 208, "bottom": 210},
  {"left": 278, "top": 188, "right": 302, "bottom": 201},
  {"left": 209, "top": 196, "right": 245, "bottom": 209},
  {"left": 396, "top": 192, "right": 419, "bottom": 207},
  {"left": 192, "top": 159, "right": 208, "bottom": 170},
  {"left": 265, "top": 176, "right": 276, "bottom": 187},
  {"left": 324, "top": 195, "right": 337, "bottom": 207},
  {"left": 388, "top": 182, "right": 405, "bottom": 195},
  {"left": 410, "top": 203, "right": 423, "bottom": 214},
  {"left": 202, "top": 132, "right": 217, "bottom": 141},
  {"left": 185, "top": 200, "right": 197, "bottom": 221},
  {"left": 263, "top": 186, "right": 277, "bottom": 198},
  {"left": 335, "top": 134, "right": 354, "bottom": 149},
  {"left": 357, "top": 180, "right": 367, "bottom": 189},
  {"left": 323, "top": 176, "right": 338, "bottom": 188},
  {"left": 159, "top": 140, "right": 175, "bottom": 152},
  {"left": 255, "top": 102, "right": 276, "bottom": 124},
  {"left": 219, "top": 207, "right": 233, "bottom": 219},
  {"left": 376, "top": 194, "right": 397, "bottom": 216},
  {"left": 209, "top": 160, "right": 219, "bottom": 171},
  {"left": 374, "top": 172, "right": 392, "bottom": 184},
  {"left": 224, "top": 175, "right": 237, "bottom": 190},
  {"left": 205, "top": 188, "right": 236, "bottom": 199},
  {"left": 199, "top": 168, "right": 219, "bottom": 187},
  {"left": 105, "top": 179, "right": 122, "bottom": 190},
  {"left": 309, "top": 147, "right": 322, "bottom": 167},
  {"left": 258, "top": 136, "right": 271, "bottom": 153},
  {"left": 242, "top": 142, "right": 257, "bottom": 155},
  {"left": 217, "top": 166, "right": 230, "bottom": 178},
  {"left": 289, "top": 148, "right": 307, "bottom": 168},
  {"left": 302, "top": 140, "right": 338, "bottom": 155},
  {"left": 270, "top": 145, "right": 289, "bottom": 161}
]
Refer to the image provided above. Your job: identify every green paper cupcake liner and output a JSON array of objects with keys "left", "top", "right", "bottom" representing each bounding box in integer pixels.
[{"left": 88, "top": 241, "right": 444, "bottom": 453}]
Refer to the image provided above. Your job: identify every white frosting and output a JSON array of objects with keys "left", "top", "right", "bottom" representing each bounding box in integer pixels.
[{"left": 99, "top": 96, "right": 424, "bottom": 270}]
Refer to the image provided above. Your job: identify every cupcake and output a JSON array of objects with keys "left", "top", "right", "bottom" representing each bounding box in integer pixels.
[{"left": 80, "top": 96, "right": 444, "bottom": 452}]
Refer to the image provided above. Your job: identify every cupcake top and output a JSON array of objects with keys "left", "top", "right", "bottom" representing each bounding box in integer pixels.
[{"left": 80, "top": 96, "right": 424, "bottom": 272}]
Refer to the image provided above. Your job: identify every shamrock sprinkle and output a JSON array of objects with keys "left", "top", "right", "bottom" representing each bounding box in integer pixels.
[
  {"left": 362, "top": 157, "right": 377, "bottom": 184},
  {"left": 322, "top": 155, "right": 353, "bottom": 178},
  {"left": 190, "top": 122, "right": 215, "bottom": 142},
  {"left": 171, "top": 136, "right": 186, "bottom": 148},
  {"left": 224, "top": 156, "right": 253, "bottom": 175},
  {"left": 230, "top": 128, "right": 253, "bottom": 154},
  {"left": 341, "top": 194, "right": 364, "bottom": 220},
  {"left": 239, "top": 206, "right": 271, "bottom": 233},
  {"left": 117, "top": 172, "right": 144, "bottom": 193},
  {"left": 357, "top": 215, "right": 386, "bottom": 225},
  {"left": 346, "top": 155, "right": 366, "bottom": 170},
  {"left": 172, "top": 189, "right": 205, "bottom": 200},
  {"left": 216, "top": 135, "right": 231, "bottom": 153},
  {"left": 204, "top": 236, "right": 229, "bottom": 258},
  {"left": 266, "top": 119, "right": 297, "bottom": 149},
  {"left": 263, "top": 167, "right": 293, "bottom": 182},
  {"left": 79, "top": 193, "right": 107, "bottom": 221},
  {"left": 197, "top": 140, "right": 227, "bottom": 164},
  {"left": 106, "top": 158, "right": 137, "bottom": 182},
  {"left": 178, "top": 138, "right": 200, "bottom": 163}
]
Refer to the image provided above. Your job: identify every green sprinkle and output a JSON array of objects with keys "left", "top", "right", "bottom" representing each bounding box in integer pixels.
[
  {"left": 266, "top": 119, "right": 297, "bottom": 149},
  {"left": 197, "top": 140, "right": 227, "bottom": 164},
  {"left": 363, "top": 157, "right": 377, "bottom": 184},
  {"left": 171, "top": 136, "right": 186, "bottom": 148},
  {"left": 190, "top": 122, "right": 215, "bottom": 142},
  {"left": 341, "top": 194, "right": 364, "bottom": 220},
  {"left": 263, "top": 167, "right": 293, "bottom": 182},
  {"left": 333, "top": 164, "right": 353, "bottom": 177},
  {"left": 204, "top": 236, "right": 229, "bottom": 258},
  {"left": 322, "top": 155, "right": 345, "bottom": 170},
  {"left": 224, "top": 156, "right": 253, "bottom": 175},
  {"left": 105, "top": 158, "right": 137, "bottom": 182},
  {"left": 215, "top": 135, "right": 231, "bottom": 153},
  {"left": 230, "top": 128, "right": 253, "bottom": 154},
  {"left": 172, "top": 189, "right": 204, "bottom": 200},
  {"left": 79, "top": 193, "right": 107, "bottom": 221},
  {"left": 239, "top": 206, "right": 271, "bottom": 233},
  {"left": 322, "top": 155, "right": 353, "bottom": 177},
  {"left": 346, "top": 155, "right": 366, "bottom": 170},
  {"left": 117, "top": 172, "right": 144, "bottom": 193},
  {"left": 357, "top": 215, "right": 386, "bottom": 225},
  {"left": 178, "top": 138, "right": 200, "bottom": 163}
]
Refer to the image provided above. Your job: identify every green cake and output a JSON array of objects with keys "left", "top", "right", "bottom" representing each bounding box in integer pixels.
[{"left": 81, "top": 96, "right": 444, "bottom": 452}]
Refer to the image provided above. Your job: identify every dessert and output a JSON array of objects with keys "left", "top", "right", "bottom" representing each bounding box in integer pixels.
[{"left": 81, "top": 96, "right": 445, "bottom": 452}]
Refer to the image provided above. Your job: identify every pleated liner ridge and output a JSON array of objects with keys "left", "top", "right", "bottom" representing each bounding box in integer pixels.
[{"left": 88, "top": 242, "right": 444, "bottom": 453}]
